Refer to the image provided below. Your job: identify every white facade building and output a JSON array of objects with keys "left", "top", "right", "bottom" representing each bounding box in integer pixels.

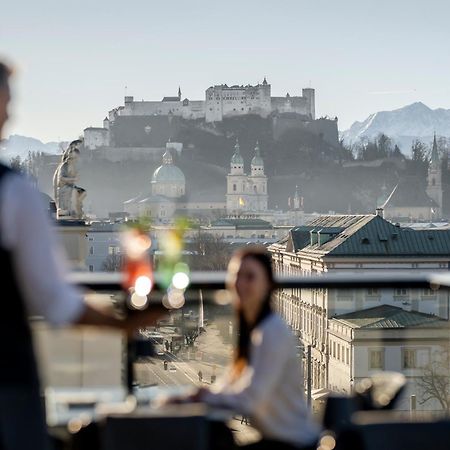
[
  {"left": 226, "top": 140, "right": 268, "bottom": 214},
  {"left": 269, "top": 213, "right": 450, "bottom": 410}
]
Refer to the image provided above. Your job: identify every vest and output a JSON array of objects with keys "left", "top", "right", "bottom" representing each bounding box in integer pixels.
[{"left": 0, "top": 163, "right": 39, "bottom": 387}]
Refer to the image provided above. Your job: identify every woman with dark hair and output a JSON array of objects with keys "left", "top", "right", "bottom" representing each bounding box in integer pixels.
[{"left": 193, "top": 246, "right": 320, "bottom": 450}]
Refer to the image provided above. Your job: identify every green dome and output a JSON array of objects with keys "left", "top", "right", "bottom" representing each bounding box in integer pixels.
[
  {"left": 152, "top": 149, "right": 185, "bottom": 184},
  {"left": 151, "top": 165, "right": 185, "bottom": 184},
  {"left": 231, "top": 152, "right": 244, "bottom": 165},
  {"left": 251, "top": 141, "right": 264, "bottom": 166}
]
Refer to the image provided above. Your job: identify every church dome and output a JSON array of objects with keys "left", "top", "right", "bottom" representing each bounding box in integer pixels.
[
  {"left": 251, "top": 141, "right": 264, "bottom": 166},
  {"left": 152, "top": 164, "right": 185, "bottom": 184},
  {"left": 251, "top": 142, "right": 264, "bottom": 166},
  {"left": 231, "top": 152, "right": 244, "bottom": 165},
  {"left": 151, "top": 149, "right": 185, "bottom": 184}
]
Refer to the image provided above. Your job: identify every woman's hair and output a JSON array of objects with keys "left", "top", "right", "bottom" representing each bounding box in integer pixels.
[
  {"left": 0, "top": 63, "right": 11, "bottom": 89},
  {"left": 229, "top": 246, "right": 275, "bottom": 377}
]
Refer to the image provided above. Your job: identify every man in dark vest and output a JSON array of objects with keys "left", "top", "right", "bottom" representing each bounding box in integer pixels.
[{"left": 0, "top": 62, "right": 164, "bottom": 450}]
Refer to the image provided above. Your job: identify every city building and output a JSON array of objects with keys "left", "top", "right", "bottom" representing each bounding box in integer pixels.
[
  {"left": 124, "top": 143, "right": 226, "bottom": 223},
  {"left": 328, "top": 305, "right": 448, "bottom": 411},
  {"left": 85, "top": 222, "right": 123, "bottom": 272},
  {"left": 226, "top": 139, "right": 268, "bottom": 214},
  {"left": 269, "top": 212, "right": 450, "bottom": 407},
  {"left": 382, "top": 135, "right": 448, "bottom": 221},
  {"left": 201, "top": 217, "right": 279, "bottom": 244}
]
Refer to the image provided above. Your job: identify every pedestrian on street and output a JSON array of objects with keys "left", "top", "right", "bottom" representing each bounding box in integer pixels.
[{"left": 198, "top": 370, "right": 203, "bottom": 382}]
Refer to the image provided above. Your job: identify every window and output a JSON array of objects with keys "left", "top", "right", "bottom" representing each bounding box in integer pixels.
[
  {"left": 108, "top": 246, "right": 119, "bottom": 255},
  {"left": 394, "top": 288, "right": 408, "bottom": 297},
  {"left": 233, "top": 184, "right": 236, "bottom": 192},
  {"left": 337, "top": 289, "right": 353, "bottom": 300},
  {"left": 89, "top": 265, "right": 94, "bottom": 272},
  {"left": 346, "top": 348, "right": 350, "bottom": 365},
  {"left": 403, "top": 349, "right": 417, "bottom": 369},
  {"left": 89, "top": 246, "right": 94, "bottom": 255},
  {"left": 369, "top": 349, "right": 384, "bottom": 370},
  {"left": 422, "top": 288, "right": 436, "bottom": 298},
  {"left": 367, "top": 288, "right": 379, "bottom": 297}
]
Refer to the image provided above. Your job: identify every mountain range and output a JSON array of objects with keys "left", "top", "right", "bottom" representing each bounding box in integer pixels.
[
  {"left": 341, "top": 102, "right": 450, "bottom": 153},
  {"left": 0, "top": 134, "right": 64, "bottom": 161}
]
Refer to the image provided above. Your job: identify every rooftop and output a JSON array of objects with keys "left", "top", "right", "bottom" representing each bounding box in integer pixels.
[
  {"left": 275, "top": 214, "right": 450, "bottom": 258},
  {"left": 332, "top": 304, "right": 444, "bottom": 329},
  {"left": 210, "top": 218, "right": 273, "bottom": 229}
]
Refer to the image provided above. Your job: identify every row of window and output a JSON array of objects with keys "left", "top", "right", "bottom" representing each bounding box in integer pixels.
[
  {"left": 331, "top": 340, "right": 350, "bottom": 365},
  {"left": 337, "top": 288, "right": 437, "bottom": 299},
  {"left": 89, "top": 245, "right": 120, "bottom": 256},
  {"left": 369, "top": 348, "right": 430, "bottom": 370}
]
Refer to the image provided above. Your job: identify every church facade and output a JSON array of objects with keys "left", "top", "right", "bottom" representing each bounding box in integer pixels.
[{"left": 226, "top": 139, "right": 268, "bottom": 214}]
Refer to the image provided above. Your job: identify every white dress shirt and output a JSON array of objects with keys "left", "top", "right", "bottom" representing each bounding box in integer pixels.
[
  {"left": 0, "top": 172, "right": 84, "bottom": 325},
  {"left": 202, "top": 313, "right": 320, "bottom": 447}
]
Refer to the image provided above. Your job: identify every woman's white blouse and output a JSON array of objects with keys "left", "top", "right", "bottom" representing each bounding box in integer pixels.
[{"left": 202, "top": 313, "right": 320, "bottom": 447}]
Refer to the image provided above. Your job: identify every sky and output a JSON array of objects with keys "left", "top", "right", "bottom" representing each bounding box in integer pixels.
[{"left": 1, "top": 0, "right": 450, "bottom": 142}]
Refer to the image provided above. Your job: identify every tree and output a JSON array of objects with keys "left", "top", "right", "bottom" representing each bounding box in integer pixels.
[
  {"left": 188, "top": 232, "right": 231, "bottom": 271},
  {"left": 9, "top": 155, "right": 25, "bottom": 172},
  {"left": 377, "top": 133, "right": 392, "bottom": 158},
  {"left": 102, "top": 253, "right": 124, "bottom": 272},
  {"left": 417, "top": 347, "right": 450, "bottom": 411},
  {"left": 409, "top": 139, "right": 429, "bottom": 178}
]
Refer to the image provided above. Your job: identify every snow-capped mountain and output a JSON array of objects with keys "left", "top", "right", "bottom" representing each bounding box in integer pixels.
[
  {"left": 341, "top": 102, "right": 450, "bottom": 152},
  {"left": 0, "top": 134, "right": 64, "bottom": 160}
]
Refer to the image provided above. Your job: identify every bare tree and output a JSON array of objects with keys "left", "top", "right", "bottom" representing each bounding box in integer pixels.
[
  {"left": 417, "top": 347, "right": 450, "bottom": 411},
  {"left": 102, "top": 253, "right": 124, "bottom": 272},
  {"left": 188, "top": 232, "right": 231, "bottom": 271}
]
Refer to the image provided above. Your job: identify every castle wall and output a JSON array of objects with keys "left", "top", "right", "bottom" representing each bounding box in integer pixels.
[
  {"left": 90, "top": 147, "right": 165, "bottom": 163},
  {"left": 205, "top": 83, "right": 272, "bottom": 122},
  {"left": 110, "top": 115, "right": 180, "bottom": 147},
  {"left": 84, "top": 127, "right": 109, "bottom": 150},
  {"left": 271, "top": 96, "right": 310, "bottom": 117},
  {"left": 117, "top": 97, "right": 205, "bottom": 120}
]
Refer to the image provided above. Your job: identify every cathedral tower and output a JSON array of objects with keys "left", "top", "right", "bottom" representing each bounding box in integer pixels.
[
  {"left": 226, "top": 139, "right": 247, "bottom": 213},
  {"left": 426, "top": 134, "right": 443, "bottom": 216},
  {"left": 249, "top": 141, "right": 268, "bottom": 211}
]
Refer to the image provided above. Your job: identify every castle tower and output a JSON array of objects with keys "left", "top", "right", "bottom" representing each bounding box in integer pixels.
[
  {"left": 426, "top": 134, "right": 443, "bottom": 216},
  {"left": 227, "top": 138, "right": 248, "bottom": 213},
  {"left": 302, "top": 88, "right": 315, "bottom": 120},
  {"left": 249, "top": 141, "right": 268, "bottom": 211}
]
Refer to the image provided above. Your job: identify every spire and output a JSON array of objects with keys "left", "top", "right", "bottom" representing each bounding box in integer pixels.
[
  {"left": 293, "top": 185, "right": 303, "bottom": 210},
  {"left": 178, "top": 86, "right": 182, "bottom": 99},
  {"left": 231, "top": 138, "right": 244, "bottom": 166},
  {"left": 430, "top": 133, "right": 440, "bottom": 167},
  {"left": 263, "top": 77, "right": 268, "bottom": 86},
  {"left": 255, "top": 141, "right": 260, "bottom": 157}
]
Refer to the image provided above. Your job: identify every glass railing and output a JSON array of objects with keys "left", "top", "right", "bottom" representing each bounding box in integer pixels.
[{"left": 34, "top": 272, "right": 450, "bottom": 448}]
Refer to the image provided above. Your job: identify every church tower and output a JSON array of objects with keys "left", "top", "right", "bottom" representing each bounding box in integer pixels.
[
  {"left": 249, "top": 141, "right": 268, "bottom": 211},
  {"left": 426, "top": 134, "right": 443, "bottom": 216},
  {"left": 227, "top": 139, "right": 247, "bottom": 213}
]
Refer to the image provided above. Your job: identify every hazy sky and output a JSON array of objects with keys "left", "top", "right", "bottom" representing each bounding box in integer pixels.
[{"left": 1, "top": 0, "right": 449, "bottom": 142}]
